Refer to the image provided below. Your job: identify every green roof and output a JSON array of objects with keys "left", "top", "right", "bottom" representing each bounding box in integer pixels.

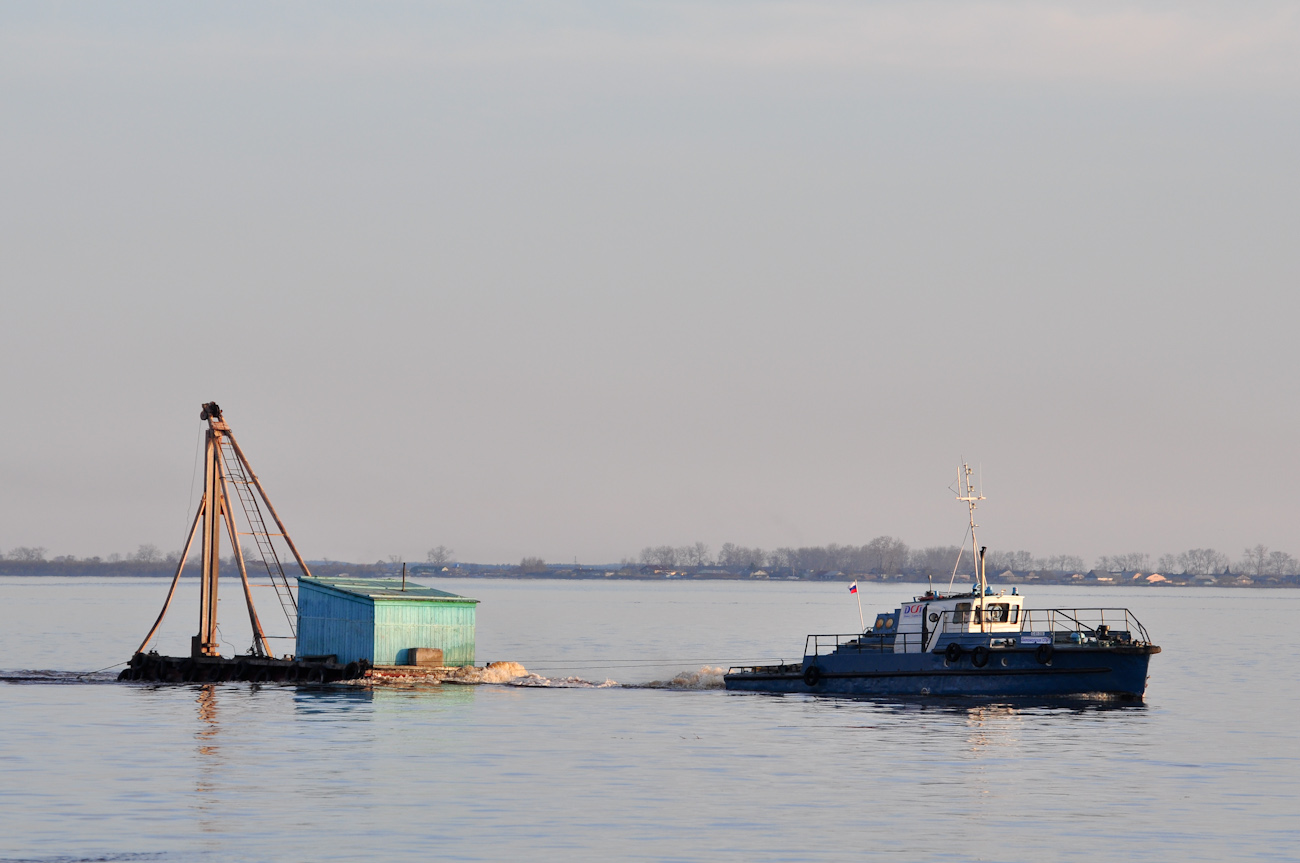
[{"left": 300, "top": 575, "right": 477, "bottom": 603}]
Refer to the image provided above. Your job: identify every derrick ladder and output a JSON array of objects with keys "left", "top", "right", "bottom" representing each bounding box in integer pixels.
[{"left": 217, "top": 437, "right": 298, "bottom": 635}]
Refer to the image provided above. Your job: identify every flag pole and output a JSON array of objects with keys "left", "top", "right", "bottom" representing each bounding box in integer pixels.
[{"left": 850, "top": 581, "right": 864, "bottom": 631}]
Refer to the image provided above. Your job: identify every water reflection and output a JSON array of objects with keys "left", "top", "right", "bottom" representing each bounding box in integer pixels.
[
  {"left": 958, "top": 705, "right": 1021, "bottom": 800},
  {"left": 291, "top": 684, "right": 375, "bottom": 715},
  {"left": 369, "top": 684, "right": 478, "bottom": 709},
  {"left": 288, "top": 681, "right": 482, "bottom": 716},
  {"left": 793, "top": 691, "right": 1150, "bottom": 717},
  {"left": 192, "top": 685, "right": 222, "bottom": 837}
]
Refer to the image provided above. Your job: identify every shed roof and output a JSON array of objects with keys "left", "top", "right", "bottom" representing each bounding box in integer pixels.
[{"left": 299, "top": 575, "right": 478, "bottom": 603}]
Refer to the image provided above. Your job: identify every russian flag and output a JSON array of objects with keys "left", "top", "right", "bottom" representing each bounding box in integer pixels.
[{"left": 848, "top": 581, "right": 858, "bottom": 594}]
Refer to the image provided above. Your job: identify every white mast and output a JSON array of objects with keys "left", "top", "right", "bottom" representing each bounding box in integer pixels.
[{"left": 956, "top": 462, "right": 987, "bottom": 614}]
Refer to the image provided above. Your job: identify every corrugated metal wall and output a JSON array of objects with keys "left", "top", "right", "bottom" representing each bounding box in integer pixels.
[
  {"left": 373, "top": 600, "right": 477, "bottom": 666},
  {"left": 296, "top": 583, "right": 375, "bottom": 664}
]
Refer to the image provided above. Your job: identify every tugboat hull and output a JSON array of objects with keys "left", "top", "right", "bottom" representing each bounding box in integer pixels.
[{"left": 725, "top": 646, "right": 1159, "bottom": 700}]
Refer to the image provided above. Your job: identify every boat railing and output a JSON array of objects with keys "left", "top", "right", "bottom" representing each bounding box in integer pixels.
[
  {"left": 1021, "top": 608, "right": 1152, "bottom": 644},
  {"left": 804, "top": 607, "right": 1153, "bottom": 657},
  {"left": 723, "top": 662, "right": 802, "bottom": 676},
  {"left": 804, "top": 632, "right": 929, "bottom": 656},
  {"left": 926, "top": 606, "right": 1151, "bottom": 643}
]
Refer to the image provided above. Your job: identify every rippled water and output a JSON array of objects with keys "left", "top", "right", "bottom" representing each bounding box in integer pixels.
[{"left": 1, "top": 577, "right": 1297, "bottom": 862}]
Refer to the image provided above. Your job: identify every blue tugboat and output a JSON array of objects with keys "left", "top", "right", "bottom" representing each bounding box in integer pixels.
[{"left": 724, "top": 465, "right": 1160, "bottom": 700}]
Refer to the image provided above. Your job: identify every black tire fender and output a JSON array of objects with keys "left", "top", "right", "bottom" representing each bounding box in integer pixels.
[
  {"left": 945, "top": 641, "right": 963, "bottom": 663},
  {"left": 803, "top": 665, "right": 822, "bottom": 687},
  {"left": 1036, "top": 643, "right": 1054, "bottom": 665},
  {"left": 971, "top": 646, "right": 990, "bottom": 668}
]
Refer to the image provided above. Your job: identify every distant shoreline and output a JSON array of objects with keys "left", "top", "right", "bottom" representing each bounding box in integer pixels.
[{"left": 0, "top": 562, "right": 1294, "bottom": 589}]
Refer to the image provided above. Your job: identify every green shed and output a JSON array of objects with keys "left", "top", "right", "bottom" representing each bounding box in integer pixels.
[{"left": 295, "top": 576, "right": 478, "bottom": 666}]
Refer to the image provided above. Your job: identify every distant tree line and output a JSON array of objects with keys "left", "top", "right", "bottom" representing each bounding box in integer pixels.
[
  {"left": 0, "top": 544, "right": 271, "bottom": 570},
  {"left": 633, "top": 538, "right": 917, "bottom": 573},
  {"left": 623, "top": 539, "right": 1300, "bottom": 576},
  {"left": 0, "top": 544, "right": 176, "bottom": 565},
  {"left": 6, "top": 540, "right": 1300, "bottom": 578},
  {"left": 633, "top": 539, "right": 1063, "bottom": 575},
  {"left": 1092, "top": 547, "right": 1296, "bottom": 577}
]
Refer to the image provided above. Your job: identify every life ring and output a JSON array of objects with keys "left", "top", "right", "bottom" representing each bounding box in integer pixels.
[
  {"left": 1036, "top": 643, "right": 1054, "bottom": 665},
  {"left": 971, "top": 646, "right": 990, "bottom": 668},
  {"left": 803, "top": 665, "right": 822, "bottom": 687},
  {"left": 945, "top": 642, "right": 963, "bottom": 663}
]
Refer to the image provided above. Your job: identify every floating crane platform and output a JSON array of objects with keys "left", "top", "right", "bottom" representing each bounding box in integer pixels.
[{"left": 119, "top": 402, "right": 368, "bottom": 684}]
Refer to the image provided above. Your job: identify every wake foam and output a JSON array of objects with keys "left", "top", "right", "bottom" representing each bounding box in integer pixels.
[
  {"left": 509, "top": 674, "right": 620, "bottom": 688},
  {"left": 0, "top": 670, "right": 119, "bottom": 684},
  {"left": 503, "top": 664, "right": 728, "bottom": 689},
  {"left": 640, "top": 666, "right": 727, "bottom": 690},
  {"left": 476, "top": 661, "right": 529, "bottom": 683}
]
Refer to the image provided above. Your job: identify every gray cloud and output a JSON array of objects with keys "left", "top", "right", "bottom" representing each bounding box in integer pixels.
[{"left": 5, "top": 2, "right": 1300, "bottom": 84}]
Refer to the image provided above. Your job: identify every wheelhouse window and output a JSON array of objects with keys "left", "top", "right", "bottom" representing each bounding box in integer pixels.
[
  {"left": 953, "top": 603, "right": 971, "bottom": 623},
  {"left": 976, "top": 603, "right": 1016, "bottom": 624}
]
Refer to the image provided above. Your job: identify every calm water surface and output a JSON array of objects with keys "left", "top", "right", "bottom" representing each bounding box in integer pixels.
[{"left": 1, "top": 577, "right": 1297, "bottom": 862}]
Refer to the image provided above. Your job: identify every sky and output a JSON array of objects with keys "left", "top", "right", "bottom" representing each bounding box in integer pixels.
[{"left": 2, "top": 1, "right": 1299, "bottom": 565}]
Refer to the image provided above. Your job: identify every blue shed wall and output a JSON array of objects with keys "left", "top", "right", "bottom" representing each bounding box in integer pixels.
[
  {"left": 295, "top": 584, "right": 375, "bottom": 664},
  {"left": 373, "top": 600, "right": 476, "bottom": 666}
]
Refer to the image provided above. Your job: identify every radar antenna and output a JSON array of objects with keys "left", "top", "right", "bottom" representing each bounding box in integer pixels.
[{"left": 955, "top": 461, "right": 989, "bottom": 612}]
